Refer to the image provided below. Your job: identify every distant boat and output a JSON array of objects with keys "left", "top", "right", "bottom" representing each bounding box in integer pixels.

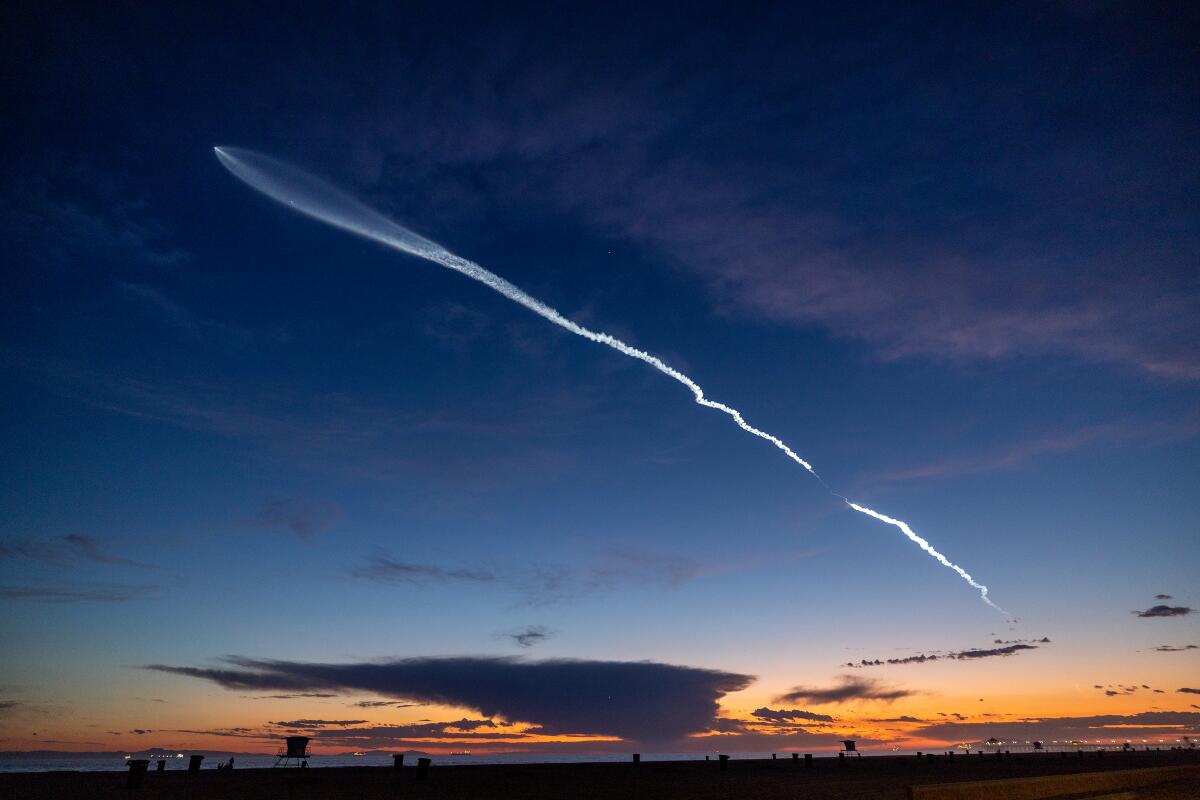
[
  {"left": 351, "top": 752, "right": 366, "bottom": 757},
  {"left": 450, "top": 750, "right": 471, "bottom": 756}
]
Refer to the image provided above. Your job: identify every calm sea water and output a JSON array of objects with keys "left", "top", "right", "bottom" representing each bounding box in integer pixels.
[{"left": 0, "top": 751, "right": 902, "bottom": 773}]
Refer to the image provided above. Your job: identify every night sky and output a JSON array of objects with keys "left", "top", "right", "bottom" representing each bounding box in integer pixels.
[{"left": 2, "top": 2, "right": 1198, "bottom": 754}]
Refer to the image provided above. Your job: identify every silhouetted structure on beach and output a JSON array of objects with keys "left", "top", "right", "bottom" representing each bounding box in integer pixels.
[{"left": 274, "top": 736, "right": 310, "bottom": 768}]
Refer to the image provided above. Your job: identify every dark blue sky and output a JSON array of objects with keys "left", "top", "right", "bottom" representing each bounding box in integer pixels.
[{"left": 1, "top": 1, "right": 1197, "bottom": 753}]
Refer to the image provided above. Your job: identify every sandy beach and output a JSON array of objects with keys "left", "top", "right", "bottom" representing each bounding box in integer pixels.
[{"left": 3, "top": 750, "right": 1198, "bottom": 799}]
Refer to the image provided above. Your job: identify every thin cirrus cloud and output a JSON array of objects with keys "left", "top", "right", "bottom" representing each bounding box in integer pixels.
[
  {"left": 345, "top": 17, "right": 1199, "bottom": 380},
  {"left": 0, "top": 533, "right": 153, "bottom": 568},
  {"left": 350, "top": 552, "right": 496, "bottom": 586},
  {"left": 350, "top": 547, "right": 703, "bottom": 605},
  {"left": 870, "top": 414, "right": 1200, "bottom": 485},
  {"left": 0, "top": 533, "right": 158, "bottom": 603},
  {"left": 143, "top": 655, "right": 753, "bottom": 742},
  {"left": 0, "top": 585, "right": 157, "bottom": 603},
  {"left": 773, "top": 675, "right": 912, "bottom": 705},
  {"left": 243, "top": 498, "right": 342, "bottom": 540},
  {"left": 116, "top": 282, "right": 252, "bottom": 346}
]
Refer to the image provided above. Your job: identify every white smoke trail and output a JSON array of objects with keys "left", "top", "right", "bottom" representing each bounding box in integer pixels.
[{"left": 213, "top": 146, "right": 1008, "bottom": 616}]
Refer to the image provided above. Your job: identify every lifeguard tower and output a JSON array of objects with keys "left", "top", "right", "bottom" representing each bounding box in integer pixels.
[{"left": 274, "top": 736, "right": 310, "bottom": 768}]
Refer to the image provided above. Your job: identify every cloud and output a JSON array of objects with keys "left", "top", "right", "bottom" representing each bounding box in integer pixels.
[
  {"left": 1134, "top": 605, "right": 1193, "bottom": 618},
  {"left": 350, "top": 552, "right": 496, "bottom": 585},
  {"left": 129, "top": 729, "right": 151, "bottom": 735},
  {"left": 845, "top": 641, "right": 1043, "bottom": 668},
  {"left": 268, "top": 719, "right": 367, "bottom": 728},
  {"left": 1097, "top": 684, "right": 1160, "bottom": 697},
  {"left": 1153, "top": 645, "right": 1198, "bottom": 652},
  {"left": 0, "top": 585, "right": 155, "bottom": 603},
  {"left": 750, "top": 707, "right": 835, "bottom": 723},
  {"left": 1156, "top": 594, "right": 1174, "bottom": 600},
  {"left": 8, "top": 156, "right": 188, "bottom": 271},
  {"left": 872, "top": 423, "right": 1138, "bottom": 483},
  {"left": 144, "top": 655, "right": 753, "bottom": 742},
  {"left": 774, "top": 675, "right": 912, "bottom": 705},
  {"left": 500, "top": 626, "right": 555, "bottom": 648},
  {"left": 914, "top": 711, "right": 1200, "bottom": 744},
  {"left": 871, "top": 716, "right": 925, "bottom": 723},
  {"left": 117, "top": 282, "right": 251, "bottom": 345},
  {"left": 333, "top": 20, "right": 1200, "bottom": 380},
  {"left": 349, "top": 700, "right": 423, "bottom": 709},
  {"left": 351, "top": 547, "right": 703, "bottom": 605},
  {"left": 61, "top": 534, "right": 153, "bottom": 568},
  {"left": 167, "top": 727, "right": 270, "bottom": 740},
  {"left": 1179, "top": 688, "right": 1200, "bottom": 695},
  {"left": 0, "top": 534, "right": 153, "bottom": 568},
  {"left": 244, "top": 498, "right": 341, "bottom": 539},
  {"left": 306, "top": 718, "right": 508, "bottom": 747},
  {"left": 244, "top": 693, "right": 338, "bottom": 700}
]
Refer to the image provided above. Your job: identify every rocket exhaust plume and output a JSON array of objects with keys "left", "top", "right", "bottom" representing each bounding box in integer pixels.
[{"left": 213, "top": 146, "right": 1009, "bottom": 617}]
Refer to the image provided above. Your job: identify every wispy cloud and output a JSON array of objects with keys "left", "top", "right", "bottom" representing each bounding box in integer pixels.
[
  {"left": 499, "top": 626, "right": 556, "bottom": 648},
  {"left": 350, "top": 552, "right": 497, "bottom": 585},
  {"left": 774, "top": 675, "right": 912, "bottom": 705},
  {"left": 871, "top": 416, "right": 1199, "bottom": 484},
  {"left": 844, "top": 639, "right": 1049, "bottom": 668},
  {"left": 1095, "top": 684, "right": 1164, "bottom": 697},
  {"left": 350, "top": 547, "right": 704, "bottom": 606},
  {"left": 243, "top": 498, "right": 342, "bottom": 540},
  {"left": 0, "top": 585, "right": 156, "bottom": 603},
  {"left": 9, "top": 157, "right": 188, "bottom": 270},
  {"left": 0, "top": 533, "right": 154, "bottom": 568},
  {"left": 1152, "top": 645, "right": 1197, "bottom": 652},
  {"left": 116, "top": 282, "right": 252, "bottom": 345},
  {"left": 335, "top": 22, "right": 1200, "bottom": 379},
  {"left": 750, "top": 707, "right": 835, "bottom": 723},
  {"left": 914, "top": 711, "right": 1200, "bottom": 743}
]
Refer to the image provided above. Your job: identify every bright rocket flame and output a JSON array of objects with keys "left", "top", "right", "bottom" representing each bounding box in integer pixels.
[{"left": 213, "top": 146, "right": 1008, "bottom": 616}]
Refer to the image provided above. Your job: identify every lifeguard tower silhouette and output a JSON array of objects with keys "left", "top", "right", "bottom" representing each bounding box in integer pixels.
[{"left": 274, "top": 736, "right": 310, "bottom": 768}]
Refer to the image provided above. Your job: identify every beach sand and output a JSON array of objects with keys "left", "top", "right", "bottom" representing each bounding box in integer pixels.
[{"left": 3, "top": 750, "right": 1198, "bottom": 799}]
